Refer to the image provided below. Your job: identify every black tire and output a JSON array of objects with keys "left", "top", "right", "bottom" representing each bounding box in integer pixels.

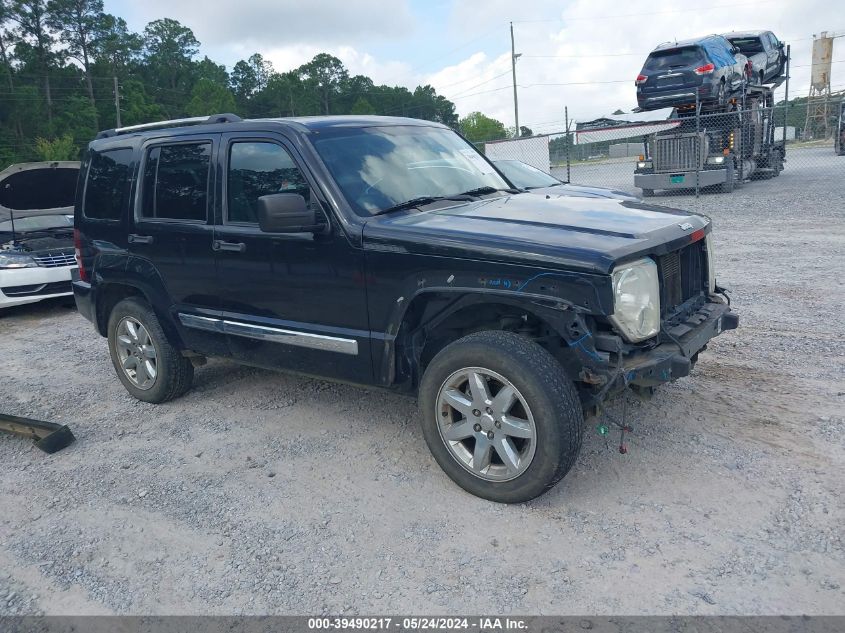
[
  {"left": 107, "top": 297, "right": 193, "bottom": 403},
  {"left": 641, "top": 188, "right": 654, "bottom": 198},
  {"left": 418, "top": 331, "right": 583, "bottom": 503}
]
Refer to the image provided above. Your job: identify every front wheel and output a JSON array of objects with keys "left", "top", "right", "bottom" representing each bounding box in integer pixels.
[
  {"left": 107, "top": 297, "right": 194, "bottom": 403},
  {"left": 418, "top": 331, "right": 583, "bottom": 503}
]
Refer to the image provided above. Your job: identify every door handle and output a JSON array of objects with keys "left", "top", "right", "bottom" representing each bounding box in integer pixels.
[
  {"left": 128, "top": 234, "right": 154, "bottom": 245},
  {"left": 212, "top": 240, "right": 246, "bottom": 253}
]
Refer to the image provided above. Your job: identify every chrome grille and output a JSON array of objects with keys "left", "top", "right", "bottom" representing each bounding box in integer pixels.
[
  {"left": 654, "top": 133, "right": 706, "bottom": 173},
  {"left": 32, "top": 250, "right": 77, "bottom": 268}
]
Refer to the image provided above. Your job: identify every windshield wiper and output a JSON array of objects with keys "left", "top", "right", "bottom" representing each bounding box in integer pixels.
[
  {"left": 371, "top": 196, "right": 448, "bottom": 216},
  {"left": 456, "top": 186, "right": 520, "bottom": 197}
]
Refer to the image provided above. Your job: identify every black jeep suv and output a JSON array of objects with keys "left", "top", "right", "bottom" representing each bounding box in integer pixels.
[{"left": 73, "top": 114, "right": 737, "bottom": 503}]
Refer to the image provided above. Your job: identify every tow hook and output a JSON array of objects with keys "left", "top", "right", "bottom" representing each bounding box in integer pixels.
[{"left": 0, "top": 413, "right": 76, "bottom": 453}]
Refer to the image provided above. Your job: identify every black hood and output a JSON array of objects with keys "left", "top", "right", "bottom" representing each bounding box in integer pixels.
[{"left": 363, "top": 193, "right": 709, "bottom": 274}]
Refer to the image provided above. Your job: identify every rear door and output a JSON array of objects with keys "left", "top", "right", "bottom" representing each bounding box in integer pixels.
[
  {"left": 211, "top": 131, "right": 372, "bottom": 382},
  {"left": 128, "top": 134, "right": 229, "bottom": 357}
]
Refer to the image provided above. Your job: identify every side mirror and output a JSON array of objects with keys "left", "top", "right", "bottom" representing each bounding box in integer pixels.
[{"left": 257, "top": 193, "right": 324, "bottom": 233}]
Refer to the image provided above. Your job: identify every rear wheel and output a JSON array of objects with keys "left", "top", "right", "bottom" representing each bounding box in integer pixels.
[
  {"left": 107, "top": 297, "right": 193, "bottom": 403},
  {"left": 641, "top": 188, "right": 654, "bottom": 197},
  {"left": 418, "top": 331, "right": 583, "bottom": 503}
]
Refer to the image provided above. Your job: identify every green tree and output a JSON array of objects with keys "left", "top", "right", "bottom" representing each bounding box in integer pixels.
[
  {"left": 410, "top": 84, "right": 458, "bottom": 127},
  {"left": 350, "top": 97, "right": 375, "bottom": 115},
  {"left": 9, "top": 0, "right": 57, "bottom": 128},
  {"left": 459, "top": 111, "right": 507, "bottom": 143},
  {"left": 46, "top": 0, "right": 105, "bottom": 129},
  {"left": 186, "top": 78, "right": 236, "bottom": 116},
  {"left": 142, "top": 18, "right": 199, "bottom": 115},
  {"left": 117, "top": 78, "right": 164, "bottom": 126},
  {"left": 34, "top": 133, "right": 75, "bottom": 160},
  {"left": 230, "top": 59, "right": 256, "bottom": 100},
  {"left": 298, "top": 53, "right": 347, "bottom": 114},
  {"left": 195, "top": 56, "right": 228, "bottom": 88},
  {"left": 96, "top": 14, "right": 140, "bottom": 72}
]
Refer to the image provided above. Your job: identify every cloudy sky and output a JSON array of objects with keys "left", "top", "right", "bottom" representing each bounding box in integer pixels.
[{"left": 109, "top": 0, "right": 843, "bottom": 131}]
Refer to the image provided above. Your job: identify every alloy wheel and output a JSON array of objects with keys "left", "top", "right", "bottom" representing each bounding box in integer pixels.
[
  {"left": 115, "top": 316, "right": 158, "bottom": 390},
  {"left": 435, "top": 367, "right": 537, "bottom": 482}
]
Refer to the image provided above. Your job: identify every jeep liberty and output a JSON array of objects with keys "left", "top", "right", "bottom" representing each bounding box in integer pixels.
[{"left": 73, "top": 114, "right": 738, "bottom": 502}]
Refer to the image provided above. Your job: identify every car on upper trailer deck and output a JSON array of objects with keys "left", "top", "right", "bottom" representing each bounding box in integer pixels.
[{"left": 636, "top": 35, "right": 749, "bottom": 111}]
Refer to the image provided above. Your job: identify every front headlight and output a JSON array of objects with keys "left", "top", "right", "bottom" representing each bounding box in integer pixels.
[
  {"left": 705, "top": 156, "right": 726, "bottom": 165},
  {"left": 609, "top": 257, "right": 660, "bottom": 342},
  {"left": 637, "top": 161, "right": 652, "bottom": 169},
  {"left": 705, "top": 233, "right": 716, "bottom": 293},
  {"left": 0, "top": 251, "right": 38, "bottom": 269}
]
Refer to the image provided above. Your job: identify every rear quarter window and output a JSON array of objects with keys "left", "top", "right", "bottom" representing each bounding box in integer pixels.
[
  {"left": 140, "top": 142, "right": 211, "bottom": 222},
  {"left": 83, "top": 148, "right": 134, "bottom": 220}
]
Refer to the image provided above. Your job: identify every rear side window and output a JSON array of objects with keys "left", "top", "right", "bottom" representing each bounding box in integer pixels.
[
  {"left": 140, "top": 142, "right": 211, "bottom": 222},
  {"left": 643, "top": 47, "right": 705, "bottom": 71},
  {"left": 83, "top": 148, "right": 133, "bottom": 220}
]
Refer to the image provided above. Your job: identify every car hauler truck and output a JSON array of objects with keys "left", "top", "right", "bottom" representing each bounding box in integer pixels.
[
  {"left": 634, "top": 82, "right": 786, "bottom": 195},
  {"left": 836, "top": 98, "right": 845, "bottom": 156}
]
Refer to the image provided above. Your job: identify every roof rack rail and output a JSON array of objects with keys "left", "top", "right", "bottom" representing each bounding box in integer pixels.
[{"left": 96, "top": 113, "right": 242, "bottom": 139}]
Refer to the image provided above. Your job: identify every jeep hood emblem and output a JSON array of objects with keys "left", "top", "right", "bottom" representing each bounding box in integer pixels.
[{"left": 678, "top": 222, "right": 694, "bottom": 230}]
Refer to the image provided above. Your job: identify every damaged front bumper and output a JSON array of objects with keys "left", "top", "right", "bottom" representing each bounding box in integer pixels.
[
  {"left": 581, "top": 297, "right": 738, "bottom": 398},
  {"left": 622, "top": 300, "right": 738, "bottom": 387}
]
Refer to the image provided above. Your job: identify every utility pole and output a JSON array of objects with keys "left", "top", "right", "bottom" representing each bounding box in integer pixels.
[
  {"left": 113, "top": 76, "right": 122, "bottom": 128},
  {"left": 511, "top": 22, "right": 521, "bottom": 137}
]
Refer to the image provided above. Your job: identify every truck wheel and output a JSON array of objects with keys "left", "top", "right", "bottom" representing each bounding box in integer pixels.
[
  {"left": 641, "top": 188, "right": 654, "bottom": 197},
  {"left": 107, "top": 297, "right": 194, "bottom": 403},
  {"left": 418, "top": 331, "right": 583, "bottom": 503}
]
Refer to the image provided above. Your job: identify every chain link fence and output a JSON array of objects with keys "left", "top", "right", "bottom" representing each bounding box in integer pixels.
[{"left": 480, "top": 100, "right": 845, "bottom": 198}]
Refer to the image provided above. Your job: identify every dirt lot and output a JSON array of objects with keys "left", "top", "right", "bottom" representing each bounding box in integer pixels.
[{"left": 1, "top": 149, "right": 843, "bottom": 616}]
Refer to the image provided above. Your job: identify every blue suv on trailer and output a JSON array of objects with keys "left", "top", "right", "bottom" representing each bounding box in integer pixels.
[
  {"left": 73, "top": 114, "right": 737, "bottom": 503},
  {"left": 636, "top": 35, "right": 749, "bottom": 111}
]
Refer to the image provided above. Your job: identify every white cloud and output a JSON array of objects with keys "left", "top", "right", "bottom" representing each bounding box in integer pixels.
[
  {"left": 121, "top": 0, "right": 415, "bottom": 47},
  {"left": 257, "top": 45, "right": 418, "bottom": 87}
]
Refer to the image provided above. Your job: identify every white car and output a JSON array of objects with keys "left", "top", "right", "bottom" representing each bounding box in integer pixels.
[{"left": 0, "top": 161, "right": 80, "bottom": 309}]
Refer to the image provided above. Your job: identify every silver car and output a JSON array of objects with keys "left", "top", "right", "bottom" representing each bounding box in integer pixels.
[
  {"left": 723, "top": 30, "right": 786, "bottom": 85},
  {"left": 494, "top": 160, "right": 640, "bottom": 201}
]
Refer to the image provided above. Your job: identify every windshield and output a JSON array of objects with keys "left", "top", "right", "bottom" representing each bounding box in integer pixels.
[
  {"left": 0, "top": 214, "right": 73, "bottom": 233},
  {"left": 643, "top": 47, "right": 706, "bottom": 71},
  {"left": 310, "top": 125, "right": 511, "bottom": 216},
  {"left": 494, "top": 160, "right": 560, "bottom": 189}
]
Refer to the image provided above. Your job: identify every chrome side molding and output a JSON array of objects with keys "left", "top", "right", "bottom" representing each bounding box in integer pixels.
[{"left": 178, "top": 313, "right": 359, "bottom": 356}]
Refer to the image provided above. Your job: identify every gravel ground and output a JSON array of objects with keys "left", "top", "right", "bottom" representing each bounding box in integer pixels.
[{"left": 1, "top": 148, "right": 843, "bottom": 616}]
